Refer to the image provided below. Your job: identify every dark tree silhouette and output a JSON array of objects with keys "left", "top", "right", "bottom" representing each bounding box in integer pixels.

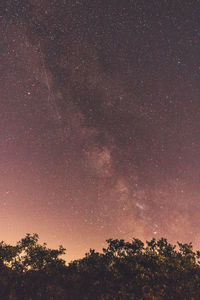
[{"left": 1, "top": 234, "right": 200, "bottom": 299}]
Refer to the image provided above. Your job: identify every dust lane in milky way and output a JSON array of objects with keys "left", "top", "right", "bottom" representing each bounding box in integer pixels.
[{"left": 1, "top": 1, "right": 200, "bottom": 260}]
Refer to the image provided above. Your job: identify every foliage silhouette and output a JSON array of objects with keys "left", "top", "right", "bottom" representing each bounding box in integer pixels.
[{"left": 1, "top": 234, "right": 200, "bottom": 299}]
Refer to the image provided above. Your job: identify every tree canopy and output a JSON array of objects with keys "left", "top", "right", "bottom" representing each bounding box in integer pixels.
[{"left": 1, "top": 234, "right": 200, "bottom": 299}]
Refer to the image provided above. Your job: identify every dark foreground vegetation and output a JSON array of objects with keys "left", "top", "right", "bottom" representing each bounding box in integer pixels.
[{"left": 1, "top": 234, "right": 200, "bottom": 299}]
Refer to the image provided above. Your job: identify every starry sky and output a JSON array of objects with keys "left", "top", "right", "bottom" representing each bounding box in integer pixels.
[{"left": 1, "top": 0, "right": 200, "bottom": 260}]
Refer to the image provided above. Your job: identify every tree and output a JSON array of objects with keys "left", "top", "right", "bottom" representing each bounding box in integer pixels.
[{"left": 0, "top": 234, "right": 200, "bottom": 299}]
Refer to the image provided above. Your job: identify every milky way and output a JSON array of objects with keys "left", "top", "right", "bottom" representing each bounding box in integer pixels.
[{"left": 1, "top": 0, "right": 200, "bottom": 260}]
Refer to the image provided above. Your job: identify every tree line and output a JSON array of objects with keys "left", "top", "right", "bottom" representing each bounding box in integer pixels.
[{"left": 1, "top": 233, "right": 200, "bottom": 299}]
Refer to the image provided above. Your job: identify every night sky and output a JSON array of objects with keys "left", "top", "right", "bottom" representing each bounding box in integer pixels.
[{"left": 1, "top": 0, "right": 200, "bottom": 261}]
